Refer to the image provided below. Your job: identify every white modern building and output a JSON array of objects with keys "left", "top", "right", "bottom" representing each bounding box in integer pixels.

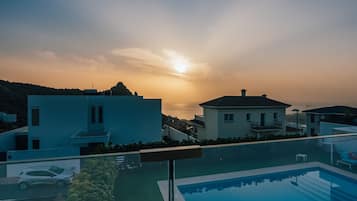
[
  {"left": 303, "top": 106, "right": 357, "bottom": 136},
  {"left": 1, "top": 93, "right": 162, "bottom": 161},
  {"left": 190, "top": 89, "right": 291, "bottom": 140}
]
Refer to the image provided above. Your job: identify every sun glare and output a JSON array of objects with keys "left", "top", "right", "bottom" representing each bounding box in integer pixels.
[
  {"left": 165, "top": 50, "right": 190, "bottom": 74},
  {"left": 172, "top": 57, "right": 189, "bottom": 73}
]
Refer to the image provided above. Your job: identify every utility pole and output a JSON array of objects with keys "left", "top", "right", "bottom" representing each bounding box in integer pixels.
[{"left": 292, "top": 109, "right": 300, "bottom": 135}]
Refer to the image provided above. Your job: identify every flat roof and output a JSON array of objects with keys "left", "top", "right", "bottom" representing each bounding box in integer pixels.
[
  {"left": 0, "top": 126, "right": 28, "bottom": 135},
  {"left": 303, "top": 106, "right": 357, "bottom": 115},
  {"left": 333, "top": 126, "right": 357, "bottom": 133}
]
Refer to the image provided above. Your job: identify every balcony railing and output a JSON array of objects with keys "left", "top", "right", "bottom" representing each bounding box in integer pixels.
[
  {"left": 1, "top": 133, "right": 357, "bottom": 201},
  {"left": 70, "top": 129, "right": 111, "bottom": 144},
  {"left": 250, "top": 121, "right": 283, "bottom": 132}
]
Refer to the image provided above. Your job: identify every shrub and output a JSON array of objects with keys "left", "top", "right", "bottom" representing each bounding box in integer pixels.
[{"left": 67, "top": 157, "right": 118, "bottom": 201}]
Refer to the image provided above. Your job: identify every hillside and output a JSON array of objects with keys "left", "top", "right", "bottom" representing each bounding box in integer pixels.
[{"left": 0, "top": 80, "right": 133, "bottom": 126}]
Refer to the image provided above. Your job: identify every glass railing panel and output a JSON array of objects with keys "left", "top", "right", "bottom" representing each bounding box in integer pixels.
[
  {"left": 0, "top": 153, "right": 167, "bottom": 201},
  {"left": 174, "top": 134, "right": 357, "bottom": 201},
  {"left": 1, "top": 134, "right": 357, "bottom": 201}
]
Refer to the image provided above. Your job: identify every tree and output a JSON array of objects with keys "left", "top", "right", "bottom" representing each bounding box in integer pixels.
[{"left": 67, "top": 157, "right": 118, "bottom": 201}]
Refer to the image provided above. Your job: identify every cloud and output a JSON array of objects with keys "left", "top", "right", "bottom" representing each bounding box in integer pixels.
[
  {"left": 35, "top": 50, "right": 57, "bottom": 59},
  {"left": 111, "top": 48, "right": 212, "bottom": 80},
  {"left": 111, "top": 48, "right": 166, "bottom": 70}
]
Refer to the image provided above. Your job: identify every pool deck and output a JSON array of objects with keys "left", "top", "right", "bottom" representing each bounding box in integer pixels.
[{"left": 158, "top": 162, "right": 357, "bottom": 201}]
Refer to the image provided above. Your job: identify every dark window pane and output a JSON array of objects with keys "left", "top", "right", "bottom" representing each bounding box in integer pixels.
[
  {"left": 311, "top": 128, "right": 315, "bottom": 135},
  {"left": 224, "top": 114, "right": 234, "bottom": 122},
  {"left": 32, "top": 108, "right": 40, "bottom": 126},
  {"left": 32, "top": 139, "right": 40, "bottom": 149},
  {"left": 98, "top": 106, "right": 103, "bottom": 123},
  {"left": 38, "top": 171, "right": 54, "bottom": 177},
  {"left": 91, "top": 106, "right": 96, "bottom": 123},
  {"left": 27, "top": 171, "right": 36, "bottom": 176},
  {"left": 260, "top": 113, "right": 265, "bottom": 126}
]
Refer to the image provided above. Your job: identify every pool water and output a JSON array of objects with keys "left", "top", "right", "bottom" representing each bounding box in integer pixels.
[{"left": 178, "top": 168, "right": 357, "bottom": 201}]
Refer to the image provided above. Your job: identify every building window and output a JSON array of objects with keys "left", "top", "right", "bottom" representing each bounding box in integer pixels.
[
  {"left": 311, "top": 114, "right": 315, "bottom": 123},
  {"left": 260, "top": 113, "right": 265, "bottom": 126},
  {"left": 224, "top": 114, "right": 234, "bottom": 122},
  {"left": 274, "top": 113, "right": 278, "bottom": 120},
  {"left": 246, "top": 113, "right": 251, "bottom": 121},
  {"left": 32, "top": 139, "right": 40, "bottom": 149},
  {"left": 91, "top": 106, "right": 96, "bottom": 124},
  {"left": 98, "top": 106, "right": 103, "bottom": 123},
  {"left": 311, "top": 128, "right": 315, "bottom": 135},
  {"left": 31, "top": 108, "right": 40, "bottom": 126}
]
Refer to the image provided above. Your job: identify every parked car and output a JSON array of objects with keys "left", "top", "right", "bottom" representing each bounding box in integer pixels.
[{"left": 18, "top": 166, "right": 74, "bottom": 190}]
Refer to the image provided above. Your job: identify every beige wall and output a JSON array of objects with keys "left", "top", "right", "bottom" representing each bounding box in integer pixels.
[
  {"left": 200, "top": 107, "right": 287, "bottom": 140},
  {"left": 202, "top": 108, "right": 219, "bottom": 140}
]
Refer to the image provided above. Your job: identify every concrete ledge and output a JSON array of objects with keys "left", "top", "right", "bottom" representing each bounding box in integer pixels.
[{"left": 140, "top": 145, "right": 202, "bottom": 162}]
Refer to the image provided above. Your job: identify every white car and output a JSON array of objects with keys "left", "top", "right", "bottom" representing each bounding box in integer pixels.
[{"left": 18, "top": 166, "right": 74, "bottom": 190}]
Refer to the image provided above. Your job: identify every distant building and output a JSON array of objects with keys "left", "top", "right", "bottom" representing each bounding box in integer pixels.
[
  {"left": 0, "top": 127, "right": 28, "bottom": 161},
  {"left": 190, "top": 89, "right": 291, "bottom": 140},
  {"left": 0, "top": 93, "right": 162, "bottom": 161},
  {"left": 0, "top": 112, "right": 17, "bottom": 123},
  {"left": 333, "top": 126, "right": 357, "bottom": 134},
  {"left": 303, "top": 106, "right": 357, "bottom": 136}
]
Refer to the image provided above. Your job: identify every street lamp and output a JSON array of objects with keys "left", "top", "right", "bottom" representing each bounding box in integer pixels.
[{"left": 292, "top": 109, "right": 300, "bottom": 135}]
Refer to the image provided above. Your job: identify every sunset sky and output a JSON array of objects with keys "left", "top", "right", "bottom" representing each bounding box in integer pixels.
[{"left": 1, "top": 0, "right": 357, "bottom": 119}]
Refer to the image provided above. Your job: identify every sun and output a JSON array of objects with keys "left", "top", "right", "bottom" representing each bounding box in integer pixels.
[
  {"left": 165, "top": 50, "right": 190, "bottom": 74},
  {"left": 172, "top": 57, "right": 189, "bottom": 74}
]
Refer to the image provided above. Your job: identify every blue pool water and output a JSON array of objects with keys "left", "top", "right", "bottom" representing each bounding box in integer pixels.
[{"left": 178, "top": 168, "right": 357, "bottom": 201}]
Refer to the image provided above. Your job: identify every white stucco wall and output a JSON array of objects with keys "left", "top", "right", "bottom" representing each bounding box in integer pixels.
[
  {"left": 7, "top": 147, "right": 80, "bottom": 161},
  {"left": 201, "top": 107, "right": 287, "bottom": 140},
  {"left": 163, "top": 126, "right": 196, "bottom": 141},
  {"left": 28, "top": 95, "right": 162, "bottom": 152},
  {"left": 305, "top": 113, "right": 320, "bottom": 135},
  {"left": 203, "top": 108, "right": 219, "bottom": 140}
]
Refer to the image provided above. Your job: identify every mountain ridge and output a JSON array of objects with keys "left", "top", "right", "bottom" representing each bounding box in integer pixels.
[{"left": 0, "top": 80, "right": 133, "bottom": 126}]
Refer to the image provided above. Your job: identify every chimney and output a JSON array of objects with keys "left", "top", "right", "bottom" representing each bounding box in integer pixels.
[
  {"left": 241, "top": 89, "right": 247, "bottom": 97},
  {"left": 262, "top": 94, "right": 267, "bottom": 98}
]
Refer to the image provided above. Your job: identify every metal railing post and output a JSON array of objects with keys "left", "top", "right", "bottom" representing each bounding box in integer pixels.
[
  {"left": 168, "top": 159, "right": 175, "bottom": 201},
  {"left": 140, "top": 145, "right": 202, "bottom": 201}
]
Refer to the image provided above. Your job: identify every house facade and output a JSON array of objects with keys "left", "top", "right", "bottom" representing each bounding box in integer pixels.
[
  {"left": 303, "top": 106, "right": 357, "bottom": 136},
  {"left": 190, "top": 90, "right": 291, "bottom": 140},
  {"left": 1, "top": 93, "right": 162, "bottom": 161}
]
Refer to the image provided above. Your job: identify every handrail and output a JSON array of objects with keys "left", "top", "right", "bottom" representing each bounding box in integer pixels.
[
  {"left": 1, "top": 132, "right": 357, "bottom": 165},
  {"left": 140, "top": 145, "right": 202, "bottom": 162}
]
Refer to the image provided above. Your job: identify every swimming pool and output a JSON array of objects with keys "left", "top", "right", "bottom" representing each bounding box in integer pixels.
[{"left": 159, "top": 162, "right": 357, "bottom": 201}]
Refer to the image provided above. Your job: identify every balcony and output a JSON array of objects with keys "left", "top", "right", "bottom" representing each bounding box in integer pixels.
[
  {"left": 250, "top": 121, "right": 283, "bottom": 133},
  {"left": 70, "top": 129, "right": 111, "bottom": 145},
  {"left": 1, "top": 133, "right": 357, "bottom": 201}
]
